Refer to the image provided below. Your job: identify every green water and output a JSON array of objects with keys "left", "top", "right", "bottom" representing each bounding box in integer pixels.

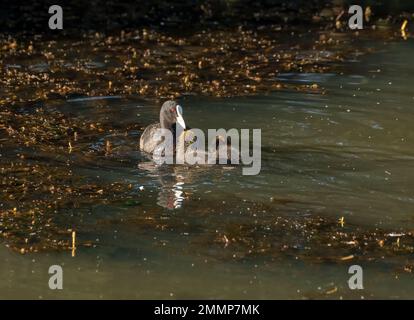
[{"left": 1, "top": 40, "right": 414, "bottom": 299}]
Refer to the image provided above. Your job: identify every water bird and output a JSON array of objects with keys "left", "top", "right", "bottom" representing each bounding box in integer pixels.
[
  {"left": 139, "top": 100, "right": 237, "bottom": 164},
  {"left": 139, "top": 100, "right": 186, "bottom": 155}
]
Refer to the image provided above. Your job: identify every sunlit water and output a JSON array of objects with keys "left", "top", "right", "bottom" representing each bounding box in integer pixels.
[{"left": 1, "top": 40, "right": 414, "bottom": 299}]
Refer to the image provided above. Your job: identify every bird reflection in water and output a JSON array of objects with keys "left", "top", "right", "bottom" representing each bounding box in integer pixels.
[
  {"left": 165, "top": 181, "right": 185, "bottom": 209},
  {"left": 138, "top": 162, "right": 192, "bottom": 210}
]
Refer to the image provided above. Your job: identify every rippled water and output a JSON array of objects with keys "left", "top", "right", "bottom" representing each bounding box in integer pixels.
[{"left": 1, "top": 40, "right": 414, "bottom": 299}]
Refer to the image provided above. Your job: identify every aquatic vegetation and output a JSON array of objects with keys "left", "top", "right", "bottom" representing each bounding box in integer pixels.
[
  {"left": 102, "top": 196, "right": 414, "bottom": 274},
  {"left": 0, "top": 24, "right": 400, "bottom": 106},
  {"left": 0, "top": 157, "right": 135, "bottom": 253},
  {"left": 0, "top": 103, "right": 144, "bottom": 253}
]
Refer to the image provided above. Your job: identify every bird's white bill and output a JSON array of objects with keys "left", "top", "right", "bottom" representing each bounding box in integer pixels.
[{"left": 176, "top": 105, "right": 186, "bottom": 129}]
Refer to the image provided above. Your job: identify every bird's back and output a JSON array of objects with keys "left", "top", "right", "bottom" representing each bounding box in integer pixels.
[{"left": 139, "top": 122, "right": 161, "bottom": 154}]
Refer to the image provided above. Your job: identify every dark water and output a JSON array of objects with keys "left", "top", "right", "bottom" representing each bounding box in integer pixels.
[{"left": 1, "top": 40, "right": 414, "bottom": 299}]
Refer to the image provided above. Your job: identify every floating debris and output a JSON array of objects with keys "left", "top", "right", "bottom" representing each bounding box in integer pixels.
[
  {"left": 326, "top": 287, "right": 338, "bottom": 295},
  {"left": 401, "top": 20, "right": 408, "bottom": 32},
  {"left": 340, "top": 255, "right": 354, "bottom": 261},
  {"left": 71, "top": 231, "right": 76, "bottom": 257},
  {"left": 105, "top": 140, "right": 111, "bottom": 155},
  {"left": 0, "top": 24, "right": 397, "bottom": 105},
  {"left": 223, "top": 235, "right": 230, "bottom": 248},
  {"left": 365, "top": 7, "right": 372, "bottom": 23},
  {"left": 401, "top": 20, "right": 408, "bottom": 40},
  {"left": 388, "top": 233, "right": 405, "bottom": 237}
]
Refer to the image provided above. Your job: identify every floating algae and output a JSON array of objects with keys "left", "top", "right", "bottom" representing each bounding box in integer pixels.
[
  {"left": 97, "top": 197, "right": 414, "bottom": 273},
  {"left": 0, "top": 104, "right": 144, "bottom": 254},
  {"left": 0, "top": 159, "right": 137, "bottom": 254},
  {"left": 0, "top": 24, "right": 399, "bottom": 106}
]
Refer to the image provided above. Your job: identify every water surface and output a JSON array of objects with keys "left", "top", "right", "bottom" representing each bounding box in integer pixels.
[{"left": 1, "top": 40, "right": 414, "bottom": 299}]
